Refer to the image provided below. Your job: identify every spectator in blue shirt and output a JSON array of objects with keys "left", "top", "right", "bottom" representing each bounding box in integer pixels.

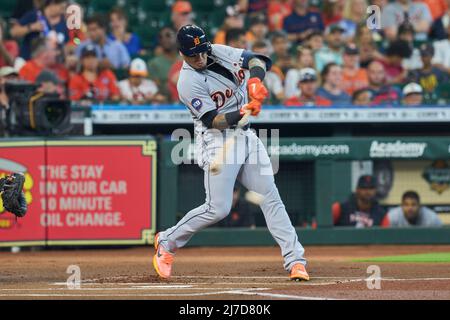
[
  {"left": 314, "top": 24, "right": 344, "bottom": 72},
  {"left": 283, "top": 0, "right": 324, "bottom": 44},
  {"left": 10, "top": 0, "right": 68, "bottom": 60},
  {"left": 108, "top": 7, "right": 142, "bottom": 57},
  {"left": 316, "top": 62, "right": 351, "bottom": 106},
  {"left": 76, "top": 14, "right": 130, "bottom": 70}
]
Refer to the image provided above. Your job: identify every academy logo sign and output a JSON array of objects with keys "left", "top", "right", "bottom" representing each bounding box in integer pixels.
[{"left": 370, "top": 140, "right": 427, "bottom": 158}]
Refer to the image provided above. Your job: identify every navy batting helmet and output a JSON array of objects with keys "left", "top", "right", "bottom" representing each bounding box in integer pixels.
[{"left": 177, "top": 24, "right": 211, "bottom": 57}]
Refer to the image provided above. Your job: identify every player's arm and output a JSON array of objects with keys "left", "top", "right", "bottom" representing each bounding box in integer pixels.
[
  {"left": 241, "top": 51, "right": 271, "bottom": 113},
  {"left": 201, "top": 108, "right": 247, "bottom": 130}
]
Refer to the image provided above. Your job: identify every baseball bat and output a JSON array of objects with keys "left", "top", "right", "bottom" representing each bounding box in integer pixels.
[{"left": 209, "top": 109, "right": 252, "bottom": 175}]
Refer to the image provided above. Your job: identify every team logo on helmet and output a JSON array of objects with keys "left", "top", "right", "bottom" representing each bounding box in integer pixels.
[{"left": 194, "top": 36, "right": 201, "bottom": 46}]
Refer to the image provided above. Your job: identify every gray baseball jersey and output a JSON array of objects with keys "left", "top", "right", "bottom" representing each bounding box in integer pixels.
[
  {"left": 387, "top": 206, "right": 442, "bottom": 227},
  {"left": 159, "top": 44, "right": 306, "bottom": 272}
]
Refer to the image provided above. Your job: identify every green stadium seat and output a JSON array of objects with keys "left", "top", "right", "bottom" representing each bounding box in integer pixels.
[
  {"left": 114, "top": 68, "right": 129, "bottom": 81},
  {"left": 434, "top": 83, "right": 450, "bottom": 104},
  {"left": 89, "top": 0, "right": 118, "bottom": 13},
  {"left": 0, "top": 0, "right": 17, "bottom": 19},
  {"left": 139, "top": 0, "right": 169, "bottom": 13},
  {"left": 191, "top": 0, "right": 215, "bottom": 12}
]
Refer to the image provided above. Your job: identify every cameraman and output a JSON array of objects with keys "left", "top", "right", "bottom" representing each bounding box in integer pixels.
[{"left": 0, "top": 66, "right": 19, "bottom": 136}]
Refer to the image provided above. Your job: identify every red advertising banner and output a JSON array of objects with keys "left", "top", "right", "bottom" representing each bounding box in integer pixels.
[{"left": 0, "top": 139, "right": 156, "bottom": 246}]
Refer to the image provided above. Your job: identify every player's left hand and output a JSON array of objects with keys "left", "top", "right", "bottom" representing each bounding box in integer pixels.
[
  {"left": 247, "top": 78, "right": 268, "bottom": 102},
  {"left": 241, "top": 99, "right": 262, "bottom": 117}
]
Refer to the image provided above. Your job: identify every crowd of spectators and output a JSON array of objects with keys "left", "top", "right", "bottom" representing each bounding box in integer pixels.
[{"left": 1, "top": 0, "right": 450, "bottom": 113}]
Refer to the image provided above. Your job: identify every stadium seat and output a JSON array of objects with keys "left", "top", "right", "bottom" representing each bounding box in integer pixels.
[
  {"left": 138, "top": 0, "right": 169, "bottom": 13},
  {"left": 89, "top": 0, "right": 118, "bottom": 13},
  {"left": 434, "top": 83, "right": 450, "bottom": 103},
  {"left": 191, "top": 0, "right": 215, "bottom": 12},
  {"left": 0, "top": 0, "right": 17, "bottom": 19}
]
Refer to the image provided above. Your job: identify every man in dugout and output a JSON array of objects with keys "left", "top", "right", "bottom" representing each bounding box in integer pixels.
[{"left": 332, "top": 175, "right": 389, "bottom": 228}]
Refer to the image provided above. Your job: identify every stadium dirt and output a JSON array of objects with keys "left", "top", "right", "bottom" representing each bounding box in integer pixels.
[{"left": 1, "top": 245, "right": 450, "bottom": 300}]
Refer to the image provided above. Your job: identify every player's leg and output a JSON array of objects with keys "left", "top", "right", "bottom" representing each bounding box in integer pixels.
[
  {"left": 238, "top": 131, "right": 307, "bottom": 273},
  {"left": 158, "top": 162, "right": 242, "bottom": 253}
]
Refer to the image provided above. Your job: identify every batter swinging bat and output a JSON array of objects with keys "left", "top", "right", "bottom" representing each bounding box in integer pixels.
[{"left": 209, "top": 108, "right": 252, "bottom": 175}]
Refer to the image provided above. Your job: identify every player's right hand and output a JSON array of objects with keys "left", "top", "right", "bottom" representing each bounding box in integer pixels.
[
  {"left": 241, "top": 100, "right": 262, "bottom": 117},
  {"left": 247, "top": 78, "right": 269, "bottom": 102}
]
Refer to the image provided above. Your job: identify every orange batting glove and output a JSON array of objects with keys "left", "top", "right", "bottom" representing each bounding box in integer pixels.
[
  {"left": 247, "top": 77, "right": 269, "bottom": 102},
  {"left": 241, "top": 99, "right": 262, "bottom": 117}
]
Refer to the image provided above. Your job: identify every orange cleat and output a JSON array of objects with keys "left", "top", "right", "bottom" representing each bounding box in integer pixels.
[
  {"left": 152, "top": 233, "right": 174, "bottom": 279},
  {"left": 290, "top": 263, "right": 310, "bottom": 281}
]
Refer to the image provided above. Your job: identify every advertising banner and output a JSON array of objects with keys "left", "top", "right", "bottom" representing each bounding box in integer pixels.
[{"left": 0, "top": 138, "right": 156, "bottom": 247}]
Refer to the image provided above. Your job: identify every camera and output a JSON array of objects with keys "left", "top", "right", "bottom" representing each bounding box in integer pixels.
[{"left": 4, "top": 80, "right": 72, "bottom": 136}]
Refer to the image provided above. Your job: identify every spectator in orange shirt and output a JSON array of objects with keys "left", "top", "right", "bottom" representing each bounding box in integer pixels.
[
  {"left": 421, "top": 0, "right": 448, "bottom": 20},
  {"left": 267, "top": 0, "right": 293, "bottom": 32},
  {"left": 69, "top": 44, "right": 120, "bottom": 103},
  {"left": 341, "top": 44, "right": 368, "bottom": 96},
  {"left": 213, "top": 6, "right": 245, "bottom": 45},
  {"left": 19, "top": 37, "right": 68, "bottom": 84},
  {"left": 284, "top": 68, "right": 332, "bottom": 107}
]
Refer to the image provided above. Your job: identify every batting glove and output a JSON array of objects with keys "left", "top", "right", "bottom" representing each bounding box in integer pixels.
[{"left": 247, "top": 77, "right": 269, "bottom": 102}]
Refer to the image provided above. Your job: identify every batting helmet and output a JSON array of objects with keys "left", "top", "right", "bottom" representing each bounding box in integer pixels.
[{"left": 177, "top": 24, "right": 211, "bottom": 57}]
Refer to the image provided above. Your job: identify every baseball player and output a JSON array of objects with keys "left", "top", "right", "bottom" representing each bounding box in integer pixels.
[{"left": 153, "top": 25, "right": 309, "bottom": 281}]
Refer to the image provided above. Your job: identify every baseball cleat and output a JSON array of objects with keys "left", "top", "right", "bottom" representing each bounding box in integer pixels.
[
  {"left": 290, "top": 263, "right": 310, "bottom": 281},
  {"left": 152, "top": 233, "right": 174, "bottom": 279}
]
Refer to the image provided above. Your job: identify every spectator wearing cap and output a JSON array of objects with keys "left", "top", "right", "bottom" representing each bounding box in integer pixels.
[
  {"left": 285, "top": 46, "right": 315, "bottom": 99},
  {"left": 0, "top": 18, "right": 19, "bottom": 68},
  {"left": 385, "top": 191, "right": 442, "bottom": 227},
  {"left": 429, "top": 0, "right": 450, "bottom": 40},
  {"left": 314, "top": 24, "right": 344, "bottom": 72},
  {"left": 213, "top": 6, "right": 245, "bottom": 45},
  {"left": 35, "top": 69, "right": 64, "bottom": 97},
  {"left": 75, "top": 14, "right": 130, "bottom": 70},
  {"left": 304, "top": 30, "right": 324, "bottom": 52},
  {"left": 381, "top": 0, "right": 432, "bottom": 41},
  {"left": 10, "top": 0, "right": 69, "bottom": 60},
  {"left": 341, "top": 44, "right": 368, "bottom": 96},
  {"left": 364, "top": 60, "right": 400, "bottom": 105},
  {"left": 402, "top": 82, "right": 424, "bottom": 106},
  {"left": 332, "top": 175, "right": 389, "bottom": 228},
  {"left": 340, "top": 0, "right": 368, "bottom": 41},
  {"left": 147, "top": 27, "right": 178, "bottom": 100},
  {"left": 69, "top": 45, "right": 120, "bottom": 103},
  {"left": 19, "top": 37, "right": 68, "bottom": 84},
  {"left": 246, "top": 15, "right": 269, "bottom": 50},
  {"left": 352, "top": 88, "right": 374, "bottom": 106},
  {"left": 317, "top": 62, "right": 351, "bottom": 106},
  {"left": 432, "top": 20, "right": 450, "bottom": 73},
  {"left": 398, "top": 22, "right": 422, "bottom": 71},
  {"left": 267, "top": 0, "right": 293, "bottom": 32},
  {"left": 171, "top": 0, "right": 194, "bottom": 31},
  {"left": 252, "top": 41, "right": 284, "bottom": 104},
  {"left": 284, "top": 68, "right": 332, "bottom": 107},
  {"left": 376, "top": 40, "right": 412, "bottom": 85},
  {"left": 282, "top": 0, "right": 325, "bottom": 44},
  {"left": 407, "top": 43, "right": 448, "bottom": 94},
  {"left": 270, "top": 31, "right": 293, "bottom": 75},
  {"left": 119, "top": 58, "right": 165, "bottom": 105},
  {"left": 108, "top": 7, "right": 142, "bottom": 57}
]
